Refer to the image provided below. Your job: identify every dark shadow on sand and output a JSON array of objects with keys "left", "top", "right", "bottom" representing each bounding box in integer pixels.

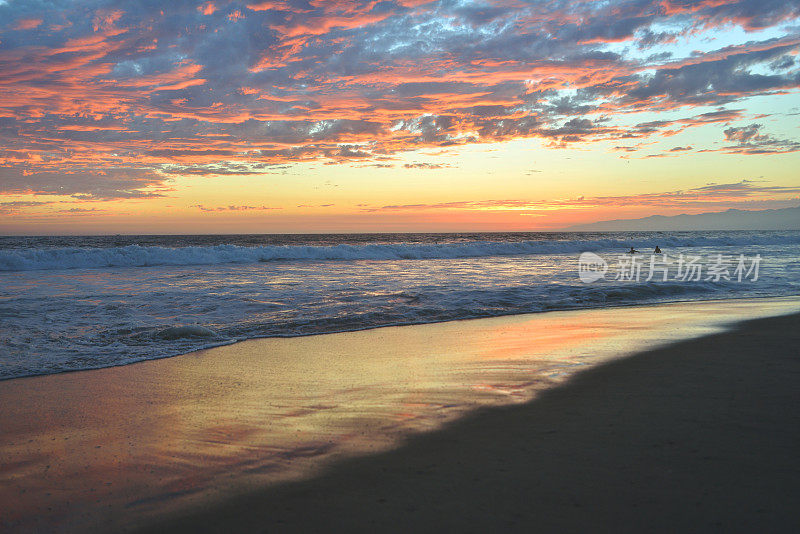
[{"left": 144, "top": 313, "right": 800, "bottom": 533}]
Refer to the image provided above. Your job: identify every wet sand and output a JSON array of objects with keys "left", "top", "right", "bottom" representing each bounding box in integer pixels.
[
  {"left": 148, "top": 310, "right": 800, "bottom": 533},
  {"left": 1, "top": 298, "right": 799, "bottom": 532}
]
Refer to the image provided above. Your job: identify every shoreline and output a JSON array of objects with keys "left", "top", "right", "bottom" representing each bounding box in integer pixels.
[
  {"left": 2, "top": 297, "right": 799, "bottom": 532},
  {"left": 3, "top": 294, "right": 799, "bottom": 383},
  {"left": 145, "top": 309, "right": 800, "bottom": 533}
]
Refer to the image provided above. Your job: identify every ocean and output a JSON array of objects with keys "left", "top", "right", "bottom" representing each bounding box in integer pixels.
[{"left": 1, "top": 230, "right": 798, "bottom": 380}]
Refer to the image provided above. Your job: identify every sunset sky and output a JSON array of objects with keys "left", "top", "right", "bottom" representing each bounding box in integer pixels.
[{"left": 1, "top": 0, "right": 799, "bottom": 234}]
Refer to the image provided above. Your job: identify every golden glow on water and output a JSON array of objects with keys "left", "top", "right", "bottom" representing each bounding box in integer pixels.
[{"left": 1, "top": 297, "right": 799, "bottom": 530}]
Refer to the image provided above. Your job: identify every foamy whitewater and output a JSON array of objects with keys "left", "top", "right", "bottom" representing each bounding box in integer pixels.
[{"left": 1, "top": 231, "right": 799, "bottom": 379}]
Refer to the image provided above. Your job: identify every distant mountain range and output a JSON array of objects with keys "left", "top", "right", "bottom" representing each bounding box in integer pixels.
[{"left": 565, "top": 206, "right": 800, "bottom": 231}]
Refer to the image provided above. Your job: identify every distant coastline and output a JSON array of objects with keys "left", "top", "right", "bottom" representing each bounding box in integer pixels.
[{"left": 565, "top": 206, "right": 800, "bottom": 232}]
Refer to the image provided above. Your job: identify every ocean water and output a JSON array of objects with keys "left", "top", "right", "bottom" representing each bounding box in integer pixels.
[{"left": 1, "top": 230, "right": 799, "bottom": 380}]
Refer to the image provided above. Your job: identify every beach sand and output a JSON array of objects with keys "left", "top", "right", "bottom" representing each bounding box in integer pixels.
[
  {"left": 149, "top": 309, "right": 800, "bottom": 533},
  {"left": 2, "top": 298, "right": 799, "bottom": 532}
]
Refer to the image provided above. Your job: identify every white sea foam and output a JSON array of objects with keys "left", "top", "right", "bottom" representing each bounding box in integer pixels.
[
  {"left": 1, "top": 231, "right": 798, "bottom": 380},
  {"left": 2, "top": 234, "right": 798, "bottom": 271}
]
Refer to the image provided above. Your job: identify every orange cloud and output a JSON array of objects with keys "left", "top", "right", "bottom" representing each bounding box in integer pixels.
[
  {"left": 198, "top": 2, "right": 217, "bottom": 15},
  {"left": 0, "top": 0, "right": 797, "bottom": 204},
  {"left": 92, "top": 9, "right": 124, "bottom": 32},
  {"left": 14, "top": 19, "right": 43, "bottom": 30}
]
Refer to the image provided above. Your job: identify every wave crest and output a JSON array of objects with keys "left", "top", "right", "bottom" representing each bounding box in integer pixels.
[{"left": 1, "top": 234, "right": 797, "bottom": 272}]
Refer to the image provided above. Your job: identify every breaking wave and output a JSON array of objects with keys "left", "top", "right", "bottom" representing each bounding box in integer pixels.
[{"left": 2, "top": 234, "right": 798, "bottom": 271}]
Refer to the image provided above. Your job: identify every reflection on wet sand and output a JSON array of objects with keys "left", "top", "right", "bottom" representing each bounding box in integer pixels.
[{"left": 1, "top": 297, "right": 799, "bottom": 532}]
